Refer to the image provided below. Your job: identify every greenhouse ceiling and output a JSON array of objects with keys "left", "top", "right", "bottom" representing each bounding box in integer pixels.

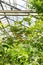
[
  {"left": 0, "top": 0, "right": 30, "bottom": 22},
  {"left": 0, "top": 0, "right": 43, "bottom": 23}
]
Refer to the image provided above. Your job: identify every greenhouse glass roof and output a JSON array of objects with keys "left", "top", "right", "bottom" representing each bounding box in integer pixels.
[{"left": 0, "top": 0, "right": 28, "bottom": 23}]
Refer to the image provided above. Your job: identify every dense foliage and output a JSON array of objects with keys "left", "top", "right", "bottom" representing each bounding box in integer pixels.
[
  {"left": 0, "top": 0, "right": 43, "bottom": 65},
  {"left": 0, "top": 19, "right": 43, "bottom": 65},
  {"left": 28, "top": 0, "right": 43, "bottom": 13}
]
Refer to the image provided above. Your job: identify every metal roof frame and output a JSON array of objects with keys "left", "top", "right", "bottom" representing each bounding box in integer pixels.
[{"left": 0, "top": 0, "right": 43, "bottom": 21}]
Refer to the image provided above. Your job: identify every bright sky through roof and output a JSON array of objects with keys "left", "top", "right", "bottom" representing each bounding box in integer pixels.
[
  {"left": 2, "top": 0, "right": 27, "bottom": 10},
  {"left": 0, "top": 0, "right": 27, "bottom": 26}
]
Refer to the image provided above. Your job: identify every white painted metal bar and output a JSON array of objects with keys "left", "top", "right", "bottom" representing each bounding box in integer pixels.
[{"left": 0, "top": 10, "right": 32, "bottom": 13}]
